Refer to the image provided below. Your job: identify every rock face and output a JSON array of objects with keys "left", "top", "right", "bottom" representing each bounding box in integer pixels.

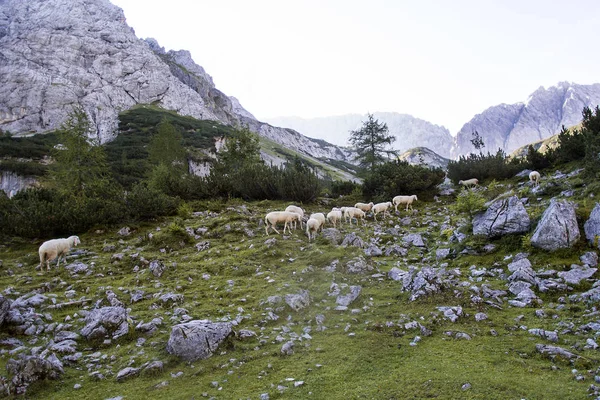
[
  {"left": 166, "top": 320, "right": 233, "bottom": 362},
  {"left": 0, "top": 0, "right": 354, "bottom": 164},
  {"left": 6, "top": 354, "right": 64, "bottom": 395},
  {"left": 80, "top": 306, "right": 129, "bottom": 341},
  {"left": 266, "top": 112, "right": 455, "bottom": 158},
  {"left": 584, "top": 203, "right": 600, "bottom": 247},
  {"left": 397, "top": 147, "right": 450, "bottom": 169},
  {"left": 472, "top": 196, "right": 530, "bottom": 238},
  {"left": 455, "top": 82, "right": 600, "bottom": 156},
  {"left": 0, "top": 171, "right": 38, "bottom": 198},
  {"left": 531, "top": 200, "right": 580, "bottom": 250}
]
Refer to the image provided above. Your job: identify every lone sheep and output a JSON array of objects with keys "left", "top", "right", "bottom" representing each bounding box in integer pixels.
[
  {"left": 306, "top": 218, "right": 322, "bottom": 241},
  {"left": 327, "top": 210, "right": 343, "bottom": 227},
  {"left": 354, "top": 202, "right": 374, "bottom": 213},
  {"left": 265, "top": 211, "right": 302, "bottom": 235},
  {"left": 529, "top": 171, "right": 541, "bottom": 187},
  {"left": 38, "top": 236, "right": 81, "bottom": 271},
  {"left": 372, "top": 202, "right": 393, "bottom": 221},
  {"left": 392, "top": 195, "right": 418, "bottom": 212},
  {"left": 285, "top": 205, "right": 305, "bottom": 229},
  {"left": 458, "top": 178, "right": 479, "bottom": 188}
]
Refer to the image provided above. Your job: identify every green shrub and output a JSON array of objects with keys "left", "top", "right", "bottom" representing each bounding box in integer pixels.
[
  {"left": 453, "top": 189, "right": 486, "bottom": 218},
  {"left": 362, "top": 160, "right": 446, "bottom": 201},
  {"left": 126, "top": 182, "right": 178, "bottom": 220},
  {"left": 447, "top": 149, "right": 526, "bottom": 184},
  {"left": 329, "top": 180, "right": 360, "bottom": 197}
]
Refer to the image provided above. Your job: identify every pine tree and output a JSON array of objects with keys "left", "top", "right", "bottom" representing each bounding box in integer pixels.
[
  {"left": 50, "top": 108, "right": 110, "bottom": 196},
  {"left": 349, "top": 113, "right": 396, "bottom": 171}
]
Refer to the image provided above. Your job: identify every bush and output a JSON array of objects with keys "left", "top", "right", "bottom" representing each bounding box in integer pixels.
[
  {"left": 329, "top": 180, "right": 360, "bottom": 197},
  {"left": 126, "top": 182, "right": 178, "bottom": 220},
  {"left": 362, "top": 160, "right": 446, "bottom": 201},
  {"left": 447, "top": 149, "right": 525, "bottom": 184},
  {"left": 453, "top": 189, "right": 486, "bottom": 218}
]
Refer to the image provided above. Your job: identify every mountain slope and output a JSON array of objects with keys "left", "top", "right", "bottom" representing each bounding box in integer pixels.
[
  {"left": 455, "top": 82, "right": 600, "bottom": 156},
  {"left": 397, "top": 147, "right": 450, "bottom": 169},
  {"left": 266, "top": 112, "right": 454, "bottom": 158},
  {"left": 0, "top": 0, "right": 354, "bottom": 164}
]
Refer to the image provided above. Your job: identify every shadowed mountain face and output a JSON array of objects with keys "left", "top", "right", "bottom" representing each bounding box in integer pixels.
[
  {"left": 0, "top": 0, "right": 354, "bottom": 163},
  {"left": 454, "top": 82, "right": 600, "bottom": 157}
]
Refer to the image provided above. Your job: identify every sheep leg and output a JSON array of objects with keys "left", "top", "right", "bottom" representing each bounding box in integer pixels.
[{"left": 271, "top": 224, "right": 281, "bottom": 235}]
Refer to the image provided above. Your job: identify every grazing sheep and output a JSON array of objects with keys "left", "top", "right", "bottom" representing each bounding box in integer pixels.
[
  {"left": 372, "top": 202, "right": 393, "bottom": 221},
  {"left": 38, "top": 236, "right": 81, "bottom": 271},
  {"left": 529, "top": 171, "right": 541, "bottom": 187},
  {"left": 393, "top": 195, "right": 418, "bottom": 212},
  {"left": 306, "top": 218, "right": 322, "bottom": 241},
  {"left": 309, "top": 213, "right": 326, "bottom": 231},
  {"left": 344, "top": 207, "right": 366, "bottom": 225},
  {"left": 265, "top": 211, "right": 302, "bottom": 235},
  {"left": 327, "top": 210, "right": 343, "bottom": 227},
  {"left": 354, "top": 202, "right": 374, "bottom": 213},
  {"left": 285, "top": 205, "right": 305, "bottom": 229},
  {"left": 458, "top": 178, "right": 479, "bottom": 188}
]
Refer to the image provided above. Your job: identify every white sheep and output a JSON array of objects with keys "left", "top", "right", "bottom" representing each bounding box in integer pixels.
[
  {"left": 285, "top": 205, "right": 305, "bottom": 229},
  {"left": 344, "top": 207, "right": 366, "bottom": 225},
  {"left": 529, "top": 171, "right": 541, "bottom": 187},
  {"left": 393, "top": 195, "right": 418, "bottom": 212},
  {"left": 265, "top": 211, "right": 302, "bottom": 235},
  {"left": 309, "top": 213, "right": 326, "bottom": 232},
  {"left": 458, "top": 178, "right": 479, "bottom": 188},
  {"left": 326, "top": 210, "right": 343, "bottom": 227},
  {"left": 38, "top": 236, "right": 81, "bottom": 271},
  {"left": 306, "top": 218, "right": 322, "bottom": 241},
  {"left": 354, "top": 202, "right": 374, "bottom": 213},
  {"left": 372, "top": 202, "right": 393, "bottom": 221}
]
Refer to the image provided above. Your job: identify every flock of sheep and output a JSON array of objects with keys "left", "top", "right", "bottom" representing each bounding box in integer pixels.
[
  {"left": 36, "top": 170, "right": 543, "bottom": 269},
  {"left": 264, "top": 194, "right": 419, "bottom": 241}
]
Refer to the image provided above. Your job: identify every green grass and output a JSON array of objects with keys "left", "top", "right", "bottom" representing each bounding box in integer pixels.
[{"left": 1, "top": 170, "right": 599, "bottom": 399}]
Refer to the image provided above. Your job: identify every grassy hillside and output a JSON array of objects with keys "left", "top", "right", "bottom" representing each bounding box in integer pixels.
[
  {"left": 0, "top": 106, "right": 358, "bottom": 187},
  {"left": 1, "top": 165, "right": 599, "bottom": 399}
]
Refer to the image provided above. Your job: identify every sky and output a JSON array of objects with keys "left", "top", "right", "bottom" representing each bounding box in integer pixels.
[{"left": 110, "top": 0, "right": 600, "bottom": 135}]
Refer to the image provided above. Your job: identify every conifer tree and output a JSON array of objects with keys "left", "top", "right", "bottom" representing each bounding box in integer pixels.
[{"left": 349, "top": 113, "right": 396, "bottom": 171}]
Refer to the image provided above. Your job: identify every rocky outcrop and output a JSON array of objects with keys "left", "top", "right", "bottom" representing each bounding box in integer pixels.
[
  {"left": 455, "top": 82, "right": 600, "bottom": 156},
  {"left": 80, "top": 306, "right": 130, "bottom": 341},
  {"left": 531, "top": 200, "right": 580, "bottom": 250},
  {"left": 472, "top": 196, "right": 530, "bottom": 238},
  {"left": 0, "top": 171, "right": 38, "bottom": 198},
  {"left": 397, "top": 147, "right": 450, "bottom": 169},
  {"left": 584, "top": 203, "right": 600, "bottom": 248},
  {"left": 166, "top": 320, "right": 233, "bottom": 361}
]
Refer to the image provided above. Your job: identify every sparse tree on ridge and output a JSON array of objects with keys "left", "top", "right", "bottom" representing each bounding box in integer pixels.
[{"left": 349, "top": 113, "right": 397, "bottom": 171}]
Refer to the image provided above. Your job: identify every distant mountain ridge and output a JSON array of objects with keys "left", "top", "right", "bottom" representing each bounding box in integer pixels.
[{"left": 265, "top": 113, "right": 454, "bottom": 158}]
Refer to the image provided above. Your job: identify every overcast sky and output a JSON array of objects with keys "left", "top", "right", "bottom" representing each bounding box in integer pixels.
[{"left": 111, "top": 0, "right": 600, "bottom": 134}]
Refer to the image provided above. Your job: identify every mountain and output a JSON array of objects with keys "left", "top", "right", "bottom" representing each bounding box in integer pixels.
[
  {"left": 265, "top": 112, "right": 454, "bottom": 158},
  {"left": 454, "top": 82, "right": 600, "bottom": 157},
  {"left": 0, "top": 0, "right": 353, "bottom": 164},
  {"left": 397, "top": 147, "right": 450, "bottom": 170}
]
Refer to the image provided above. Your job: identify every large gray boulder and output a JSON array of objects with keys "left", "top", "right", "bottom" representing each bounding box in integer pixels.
[
  {"left": 472, "top": 196, "right": 530, "bottom": 238},
  {"left": 321, "top": 228, "right": 342, "bottom": 245},
  {"left": 584, "top": 203, "right": 600, "bottom": 248},
  {"left": 80, "top": 307, "right": 129, "bottom": 341},
  {"left": 531, "top": 200, "right": 580, "bottom": 250},
  {"left": 166, "top": 320, "right": 233, "bottom": 362},
  {"left": 284, "top": 290, "right": 310, "bottom": 311},
  {"left": 6, "top": 354, "right": 64, "bottom": 395},
  {"left": 558, "top": 264, "right": 597, "bottom": 285}
]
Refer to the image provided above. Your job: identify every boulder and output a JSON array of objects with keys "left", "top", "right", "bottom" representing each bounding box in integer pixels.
[
  {"left": 345, "top": 257, "right": 373, "bottom": 274},
  {"left": 341, "top": 233, "right": 365, "bottom": 248},
  {"left": 472, "top": 196, "right": 530, "bottom": 238},
  {"left": 6, "top": 354, "right": 63, "bottom": 395},
  {"left": 321, "top": 228, "right": 342, "bottom": 245},
  {"left": 80, "top": 307, "right": 129, "bottom": 341},
  {"left": 149, "top": 260, "right": 166, "bottom": 278},
  {"left": 336, "top": 286, "right": 362, "bottom": 307},
  {"left": 584, "top": 203, "right": 600, "bottom": 248},
  {"left": 364, "top": 244, "right": 383, "bottom": 257},
  {"left": 402, "top": 233, "right": 426, "bottom": 247},
  {"left": 0, "top": 295, "right": 11, "bottom": 326},
  {"left": 285, "top": 290, "right": 310, "bottom": 312},
  {"left": 166, "top": 320, "right": 233, "bottom": 362},
  {"left": 557, "top": 264, "right": 597, "bottom": 285},
  {"left": 116, "top": 367, "right": 140, "bottom": 382},
  {"left": 531, "top": 200, "right": 580, "bottom": 250}
]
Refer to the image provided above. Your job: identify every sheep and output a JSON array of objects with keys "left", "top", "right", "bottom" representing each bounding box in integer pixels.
[
  {"left": 372, "top": 202, "right": 393, "bottom": 221},
  {"left": 354, "top": 202, "right": 374, "bottom": 213},
  {"left": 393, "top": 195, "right": 418, "bottom": 212},
  {"left": 309, "top": 213, "right": 326, "bottom": 232},
  {"left": 529, "top": 171, "right": 541, "bottom": 187},
  {"left": 38, "top": 236, "right": 81, "bottom": 271},
  {"left": 458, "top": 178, "right": 479, "bottom": 188},
  {"left": 306, "top": 218, "right": 322, "bottom": 241},
  {"left": 326, "top": 210, "right": 343, "bottom": 227},
  {"left": 265, "top": 211, "right": 302, "bottom": 235},
  {"left": 344, "top": 207, "right": 366, "bottom": 225},
  {"left": 285, "top": 205, "right": 305, "bottom": 229}
]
